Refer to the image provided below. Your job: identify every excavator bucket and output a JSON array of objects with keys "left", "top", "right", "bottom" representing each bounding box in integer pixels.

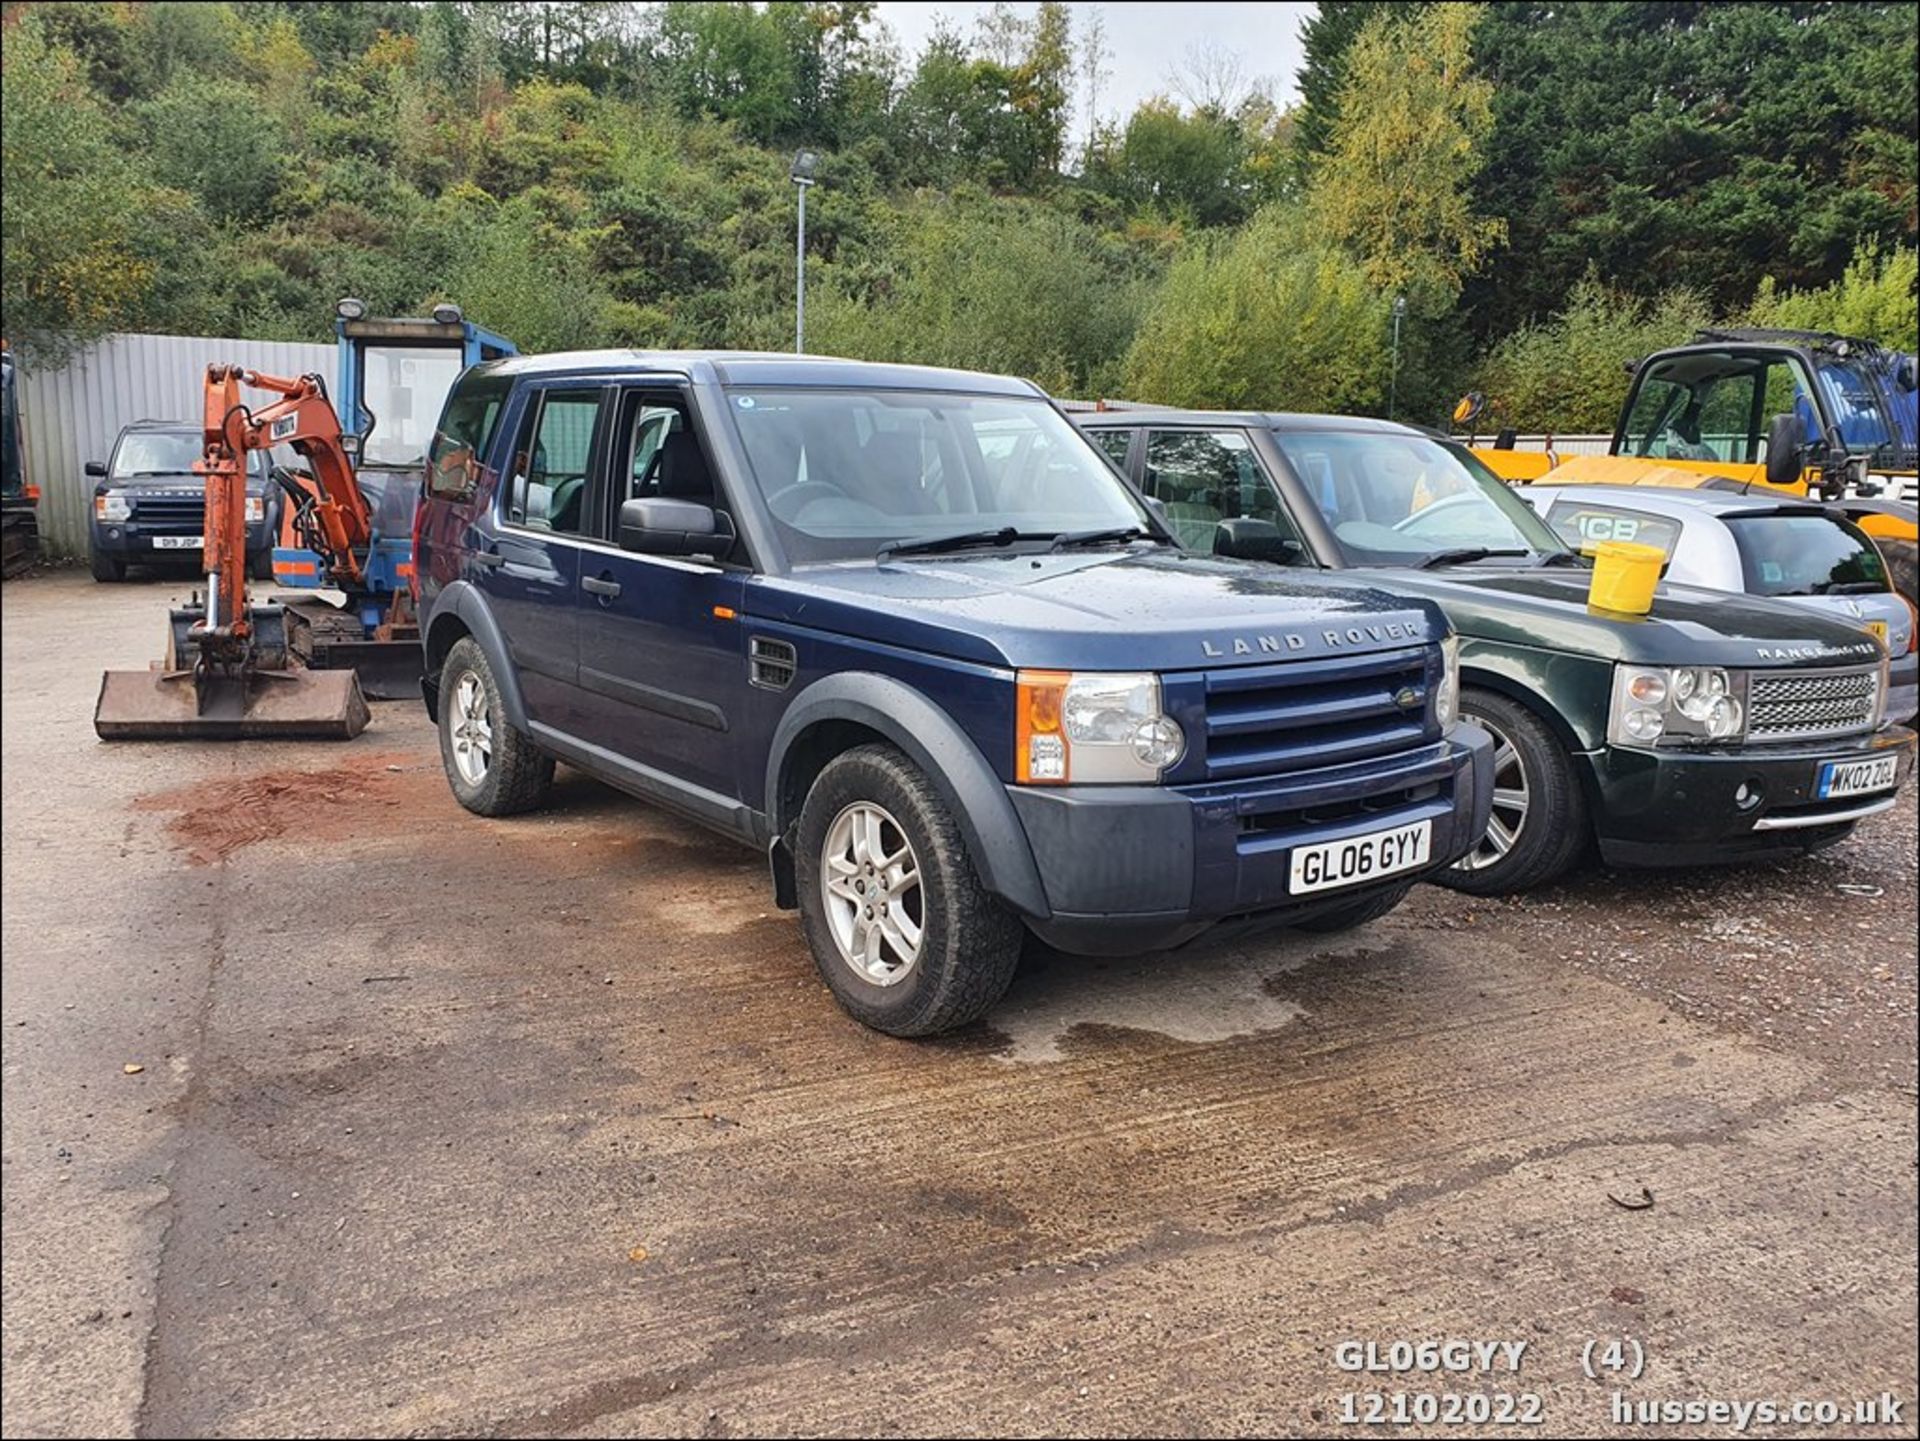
[
  {"left": 94, "top": 665, "right": 369, "bottom": 740},
  {"left": 93, "top": 602, "right": 370, "bottom": 741}
]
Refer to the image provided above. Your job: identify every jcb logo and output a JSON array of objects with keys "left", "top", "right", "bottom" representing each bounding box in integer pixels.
[{"left": 1570, "top": 511, "right": 1641, "bottom": 544}]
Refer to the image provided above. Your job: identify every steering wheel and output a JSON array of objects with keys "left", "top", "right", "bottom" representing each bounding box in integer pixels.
[
  {"left": 1390, "top": 492, "right": 1483, "bottom": 538},
  {"left": 765, "top": 480, "right": 851, "bottom": 521}
]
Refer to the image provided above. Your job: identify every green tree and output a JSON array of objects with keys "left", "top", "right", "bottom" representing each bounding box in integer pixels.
[
  {"left": 139, "top": 76, "right": 290, "bottom": 223},
  {"left": 1309, "top": 2, "right": 1503, "bottom": 312},
  {"left": 0, "top": 18, "right": 158, "bottom": 360},
  {"left": 1467, "top": 2, "right": 1918, "bottom": 339},
  {"left": 1291, "top": 2, "right": 1425, "bottom": 182},
  {"left": 1471, "top": 274, "right": 1712, "bottom": 433},
  {"left": 1125, "top": 207, "right": 1390, "bottom": 412},
  {"left": 1746, "top": 246, "right": 1920, "bottom": 353}
]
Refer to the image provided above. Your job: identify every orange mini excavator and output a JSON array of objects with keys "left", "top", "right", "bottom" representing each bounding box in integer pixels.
[{"left": 93, "top": 366, "right": 372, "bottom": 739}]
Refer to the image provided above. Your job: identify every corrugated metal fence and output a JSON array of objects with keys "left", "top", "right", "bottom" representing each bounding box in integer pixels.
[{"left": 15, "top": 332, "right": 334, "bottom": 556}]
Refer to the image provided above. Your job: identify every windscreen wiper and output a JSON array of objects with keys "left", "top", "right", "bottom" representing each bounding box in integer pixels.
[
  {"left": 1414, "top": 547, "right": 1532, "bottom": 570},
  {"left": 1811, "top": 580, "right": 1888, "bottom": 596},
  {"left": 1534, "top": 550, "right": 1586, "bottom": 568},
  {"left": 1049, "top": 526, "right": 1162, "bottom": 551},
  {"left": 878, "top": 526, "right": 1039, "bottom": 561}
]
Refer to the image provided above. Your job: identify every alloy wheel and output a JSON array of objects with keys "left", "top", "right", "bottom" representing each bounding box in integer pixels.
[
  {"left": 819, "top": 801, "right": 924, "bottom": 985},
  {"left": 450, "top": 670, "right": 493, "bottom": 787},
  {"left": 1458, "top": 717, "right": 1528, "bottom": 871}
]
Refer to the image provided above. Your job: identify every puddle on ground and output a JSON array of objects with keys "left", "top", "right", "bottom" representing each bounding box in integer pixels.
[{"left": 987, "top": 939, "right": 1311, "bottom": 1063}]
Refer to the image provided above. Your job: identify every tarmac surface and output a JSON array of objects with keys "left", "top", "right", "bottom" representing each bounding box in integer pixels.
[{"left": 4, "top": 569, "right": 1915, "bottom": 1437}]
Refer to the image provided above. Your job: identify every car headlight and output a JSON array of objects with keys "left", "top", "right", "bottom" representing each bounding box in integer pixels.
[
  {"left": 1435, "top": 634, "right": 1460, "bottom": 726},
  {"left": 1016, "top": 670, "right": 1185, "bottom": 783},
  {"left": 1609, "top": 665, "right": 1746, "bottom": 747},
  {"left": 95, "top": 492, "right": 131, "bottom": 523},
  {"left": 245, "top": 496, "right": 265, "bottom": 523}
]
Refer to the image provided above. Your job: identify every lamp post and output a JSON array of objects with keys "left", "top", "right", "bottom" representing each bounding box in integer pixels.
[
  {"left": 790, "top": 150, "right": 818, "bottom": 354},
  {"left": 1389, "top": 294, "right": 1408, "bottom": 422}
]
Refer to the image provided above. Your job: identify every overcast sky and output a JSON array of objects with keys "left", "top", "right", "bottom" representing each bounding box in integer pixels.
[{"left": 875, "top": 2, "right": 1317, "bottom": 136}]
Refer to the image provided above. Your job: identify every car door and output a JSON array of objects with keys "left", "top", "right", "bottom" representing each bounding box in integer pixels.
[
  {"left": 484, "top": 382, "right": 609, "bottom": 727},
  {"left": 1142, "top": 426, "right": 1305, "bottom": 558},
  {"left": 572, "top": 383, "right": 749, "bottom": 801}
]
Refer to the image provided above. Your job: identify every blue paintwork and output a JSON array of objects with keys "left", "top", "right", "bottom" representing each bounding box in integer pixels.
[
  {"left": 275, "top": 315, "right": 518, "bottom": 602},
  {"left": 417, "top": 354, "right": 1491, "bottom": 943}
]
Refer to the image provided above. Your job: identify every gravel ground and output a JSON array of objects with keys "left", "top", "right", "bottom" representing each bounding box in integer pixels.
[{"left": 1406, "top": 785, "right": 1919, "bottom": 1095}]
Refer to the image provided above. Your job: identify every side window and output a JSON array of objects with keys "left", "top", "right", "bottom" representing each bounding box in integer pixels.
[
  {"left": 1091, "top": 428, "right": 1133, "bottom": 472},
  {"left": 1621, "top": 377, "right": 1688, "bottom": 459},
  {"left": 608, "top": 390, "right": 734, "bottom": 557},
  {"left": 1544, "top": 500, "right": 1682, "bottom": 560},
  {"left": 1143, "top": 429, "right": 1289, "bottom": 552},
  {"left": 505, "top": 388, "right": 601, "bottom": 536},
  {"left": 428, "top": 372, "right": 511, "bottom": 501}
]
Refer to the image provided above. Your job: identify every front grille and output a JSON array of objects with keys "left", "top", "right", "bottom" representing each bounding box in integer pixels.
[
  {"left": 1200, "top": 645, "right": 1433, "bottom": 782},
  {"left": 131, "top": 494, "right": 206, "bottom": 535},
  {"left": 1747, "top": 666, "right": 1880, "bottom": 743}
]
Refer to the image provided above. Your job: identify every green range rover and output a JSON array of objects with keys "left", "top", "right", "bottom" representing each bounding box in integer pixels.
[{"left": 1077, "top": 409, "right": 1917, "bottom": 894}]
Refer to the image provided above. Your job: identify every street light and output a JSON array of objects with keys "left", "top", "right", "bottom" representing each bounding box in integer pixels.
[
  {"left": 790, "top": 150, "right": 818, "bottom": 354},
  {"left": 1389, "top": 294, "right": 1408, "bottom": 422}
]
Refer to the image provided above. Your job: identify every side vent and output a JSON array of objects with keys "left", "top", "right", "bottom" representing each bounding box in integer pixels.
[{"left": 749, "top": 636, "right": 797, "bottom": 691}]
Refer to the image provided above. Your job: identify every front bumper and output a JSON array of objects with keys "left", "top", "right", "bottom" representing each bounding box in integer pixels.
[
  {"left": 90, "top": 518, "right": 275, "bottom": 557},
  {"left": 1007, "top": 725, "right": 1494, "bottom": 954},
  {"left": 1583, "top": 725, "right": 1916, "bottom": 867}
]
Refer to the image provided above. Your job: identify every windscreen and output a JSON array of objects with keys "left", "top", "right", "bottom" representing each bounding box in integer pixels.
[
  {"left": 361, "top": 346, "right": 466, "bottom": 468},
  {"left": 1271, "top": 430, "right": 1565, "bottom": 564},
  {"left": 113, "top": 433, "right": 265, "bottom": 479},
  {"left": 1726, "top": 513, "right": 1888, "bottom": 596},
  {"left": 726, "top": 389, "right": 1149, "bottom": 563}
]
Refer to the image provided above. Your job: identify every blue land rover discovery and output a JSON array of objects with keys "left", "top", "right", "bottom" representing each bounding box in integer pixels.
[{"left": 415, "top": 353, "right": 1494, "bottom": 1036}]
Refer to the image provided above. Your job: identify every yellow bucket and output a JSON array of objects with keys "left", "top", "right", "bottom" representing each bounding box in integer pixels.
[{"left": 1587, "top": 540, "right": 1663, "bottom": 615}]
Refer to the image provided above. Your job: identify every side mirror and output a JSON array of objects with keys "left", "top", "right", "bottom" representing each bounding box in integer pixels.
[
  {"left": 1898, "top": 356, "right": 1917, "bottom": 393},
  {"left": 1764, "top": 412, "right": 1806, "bottom": 487},
  {"left": 85, "top": 461, "right": 107, "bottom": 478},
  {"left": 1494, "top": 428, "right": 1517, "bottom": 451},
  {"left": 1215, "top": 517, "right": 1298, "bottom": 563},
  {"left": 617, "top": 497, "right": 729, "bottom": 557}
]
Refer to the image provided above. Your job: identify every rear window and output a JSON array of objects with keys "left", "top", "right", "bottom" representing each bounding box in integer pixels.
[
  {"left": 1726, "top": 513, "right": 1888, "bottom": 597},
  {"left": 427, "top": 371, "right": 512, "bottom": 501},
  {"left": 1543, "top": 500, "right": 1683, "bottom": 560}
]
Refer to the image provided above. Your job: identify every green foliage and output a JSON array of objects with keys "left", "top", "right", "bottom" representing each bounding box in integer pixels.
[
  {"left": 1291, "top": 2, "right": 1425, "bottom": 183},
  {"left": 3, "top": 0, "right": 1913, "bottom": 443},
  {"left": 0, "top": 16, "right": 160, "bottom": 361},
  {"left": 1125, "top": 208, "right": 1391, "bottom": 413},
  {"left": 1472, "top": 275, "right": 1712, "bottom": 433},
  {"left": 1747, "top": 247, "right": 1919, "bottom": 354},
  {"left": 139, "top": 76, "right": 290, "bottom": 223},
  {"left": 1309, "top": 3, "right": 1503, "bottom": 312},
  {"left": 1466, "top": 2, "right": 1918, "bottom": 337},
  {"left": 808, "top": 196, "right": 1149, "bottom": 395}
]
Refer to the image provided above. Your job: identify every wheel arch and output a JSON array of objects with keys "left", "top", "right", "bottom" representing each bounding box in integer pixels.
[
  {"left": 423, "top": 581, "right": 527, "bottom": 730},
  {"left": 765, "top": 674, "right": 1048, "bottom": 920}
]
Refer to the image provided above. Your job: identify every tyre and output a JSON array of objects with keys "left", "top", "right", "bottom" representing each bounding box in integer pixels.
[
  {"left": 794, "top": 743, "right": 1024, "bottom": 1037},
  {"left": 248, "top": 547, "right": 274, "bottom": 581},
  {"left": 1437, "top": 689, "right": 1589, "bottom": 895},
  {"left": 436, "top": 636, "right": 553, "bottom": 817},
  {"left": 89, "top": 548, "right": 126, "bottom": 582},
  {"left": 1293, "top": 882, "right": 1412, "bottom": 934}
]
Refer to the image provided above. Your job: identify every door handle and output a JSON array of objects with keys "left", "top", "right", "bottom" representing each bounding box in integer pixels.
[
  {"left": 470, "top": 550, "right": 504, "bottom": 569},
  {"left": 582, "top": 574, "right": 622, "bottom": 599}
]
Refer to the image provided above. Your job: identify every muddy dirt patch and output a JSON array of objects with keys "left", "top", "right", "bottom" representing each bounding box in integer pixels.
[{"left": 135, "top": 753, "right": 452, "bottom": 865}]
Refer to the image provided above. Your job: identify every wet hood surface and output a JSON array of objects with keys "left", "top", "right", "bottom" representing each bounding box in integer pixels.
[
  {"left": 752, "top": 546, "right": 1445, "bottom": 672},
  {"left": 1364, "top": 565, "right": 1888, "bottom": 670}
]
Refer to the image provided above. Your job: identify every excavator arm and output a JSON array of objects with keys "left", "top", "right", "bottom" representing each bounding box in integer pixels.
[{"left": 202, "top": 366, "right": 371, "bottom": 617}]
